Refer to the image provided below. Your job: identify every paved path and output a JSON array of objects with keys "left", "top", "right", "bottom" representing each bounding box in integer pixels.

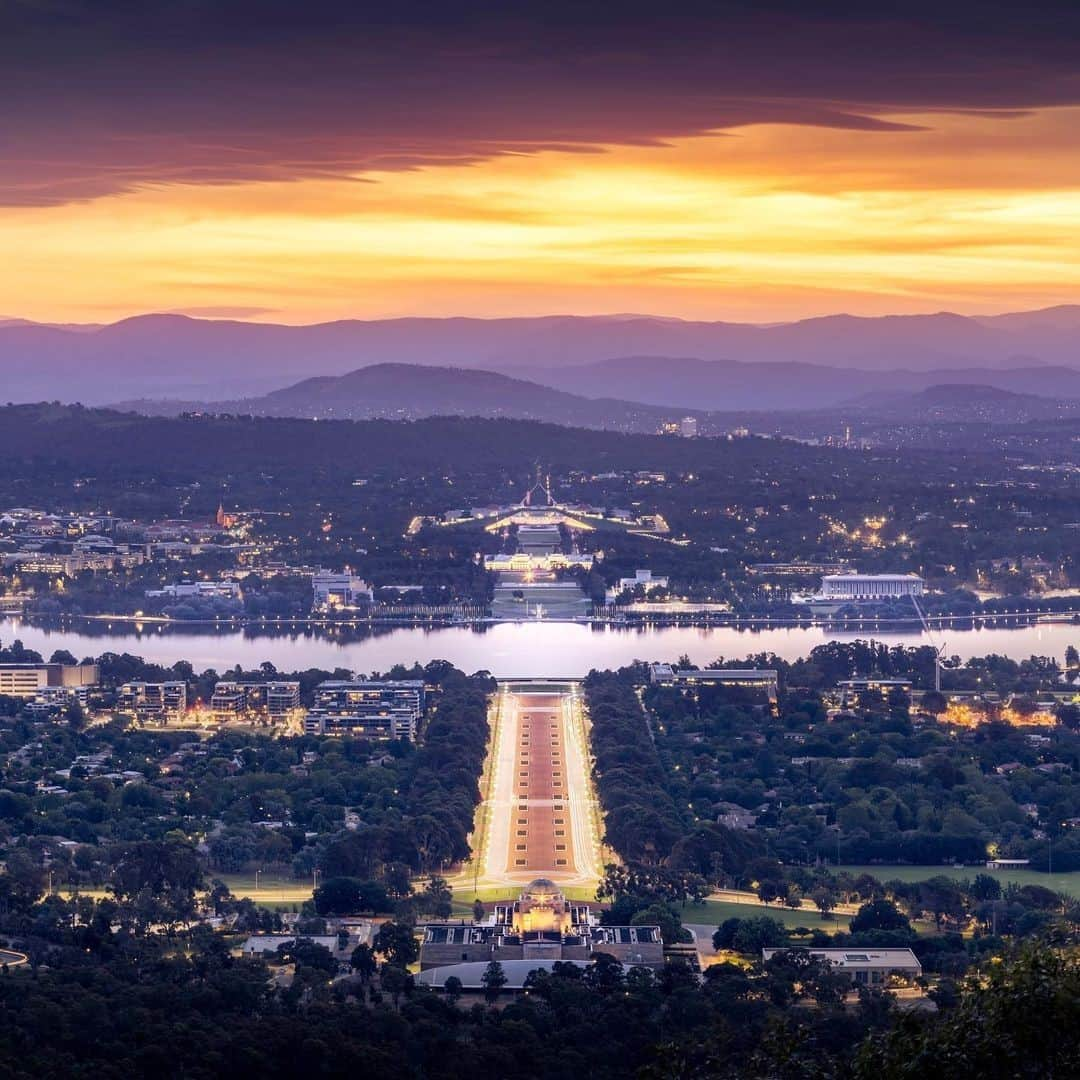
[
  {"left": 706, "top": 889, "right": 859, "bottom": 916},
  {"left": 459, "top": 682, "right": 602, "bottom": 894}
]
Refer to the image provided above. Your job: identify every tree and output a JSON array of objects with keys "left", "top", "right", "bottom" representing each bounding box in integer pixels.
[
  {"left": 350, "top": 943, "right": 377, "bottom": 982},
  {"left": 1010, "top": 695, "right": 1038, "bottom": 717},
  {"left": 714, "top": 916, "right": 787, "bottom": 954},
  {"left": 279, "top": 939, "right": 337, "bottom": 976},
  {"left": 443, "top": 974, "right": 463, "bottom": 1004},
  {"left": 854, "top": 946, "right": 1080, "bottom": 1080},
  {"left": 765, "top": 949, "right": 850, "bottom": 1007},
  {"left": 970, "top": 873, "right": 1002, "bottom": 902},
  {"left": 65, "top": 700, "right": 86, "bottom": 731},
  {"left": 379, "top": 964, "right": 413, "bottom": 1007},
  {"left": 631, "top": 902, "right": 684, "bottom": 946},
  {"left": 1056, "top": 702, "right": 1080, "bottom": 730},
  {"left": 373, "top": 921, "right": 419, "bottom": 968},
  {"left": 207, "top": 879, "right": 233, "bottom": 916},
  {"left": 419, "top": 876, "right": 453, "bottom": 919},
  {"left": 481, "top": 959, "right": 507, "bottom": 1004},
  {"left": 472, "top": 898, "right": 485, "bottom": 923},
  {"left": 111, "top": 839, "right": 203, "bottom": 903},
  {"left": 382, "top": 861, "right": 413, "bottom": 900},
  {"left": 1065, "top": 644, "right": 1079, "bottom": 681},
  {"left": 921, "top": 690, "right": 948, "bottom": 715},
  {"left": 313, "top": 876, "right": 362, "bottom": 916},
  {"left": 918, "top": 876, "right": 967, "bottom": 931},
  {"left": 757, "top": 880, "right": 782, "bottom": 906},
  {"left": 0, "top": 850, "right": 46, "bottom": 914},
  {"left": 850, "top": 899, "right": 911, "bottom": 935},
  {"left": 357, "top": 880, "right": 391, "bottom": 914},
  {"left": 811, "top": 886, "right": 837, "bottom": 919}
]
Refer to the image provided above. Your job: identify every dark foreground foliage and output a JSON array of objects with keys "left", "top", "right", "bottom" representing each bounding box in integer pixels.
[{"left": 0, "top": 941, "right": 1075, "bottom": 1079}]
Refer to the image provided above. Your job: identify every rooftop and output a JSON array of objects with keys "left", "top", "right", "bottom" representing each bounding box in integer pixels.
[{"left": 762, "top": 947, "right": 921, "bottom": 971}]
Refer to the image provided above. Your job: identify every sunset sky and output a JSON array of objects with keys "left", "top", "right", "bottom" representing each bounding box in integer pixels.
[{"left": 5, "top": 1, "right": 1080, "bottom": 325}]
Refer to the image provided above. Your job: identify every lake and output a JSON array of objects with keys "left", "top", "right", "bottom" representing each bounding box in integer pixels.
[{"left": 2, "top": 616, "right": 1076, "bottom": 676}]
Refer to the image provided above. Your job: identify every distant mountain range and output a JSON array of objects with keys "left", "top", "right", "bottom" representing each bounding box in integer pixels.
[
  {"left": 115, "top": 364, "right": 694, "bottom": 432},
  {"left": 514, "top": 355, "right": 1080, "bottom": 411},
  {"left": 114, "top": 364, "right": 1080, "bottom": 432},
  {"left": 851, "top": 383, "right": 1080, "bottom": 423},
  {"left": 4, "top": 304, "right": 1080, "bottom": 405}
]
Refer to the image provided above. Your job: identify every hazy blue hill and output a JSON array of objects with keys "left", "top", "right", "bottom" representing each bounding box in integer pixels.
[
  {"left": 111, "top": 363, "right": 698, "bottom": 432},
  {"left": 850, "top": 382, "right": 1080, "bottom": 423},
  {"left": 519, "top": 355, "right": 1080, "bottom": 411}
]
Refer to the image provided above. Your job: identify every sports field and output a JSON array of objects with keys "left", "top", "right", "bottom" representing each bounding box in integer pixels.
[
  {"left": 217, "top": 872, "right": 312, "bottom": 905},
  {"left": 840, "top": 865, "right": 1080, "bottom": 898},
  {"left": 681, "top": 899, "right": 852, "bottom": 930}
]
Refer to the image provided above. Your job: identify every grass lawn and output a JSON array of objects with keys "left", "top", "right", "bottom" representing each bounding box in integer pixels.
[
  {"left": 217, "top": 872, "right": 312, "bottom": 907},
  {"left": 58, "top": 873, "right": 312, "bottom": 911},
  {"left": 57, "top": 886, "right": 110, "bottom": 901},
  {"left": 680, "top": 899, "right": 851, "bottom": 930},
  {"left": 840, "top": 864, "right": 1080, "bottom": 898},
  {"left": 450, "top": 883, "right": 596, "bottom": 912}
]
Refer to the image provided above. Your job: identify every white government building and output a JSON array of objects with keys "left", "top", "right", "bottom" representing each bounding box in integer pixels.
[{"left": 798, "top": 572, "right": 925, "bottom": 603}]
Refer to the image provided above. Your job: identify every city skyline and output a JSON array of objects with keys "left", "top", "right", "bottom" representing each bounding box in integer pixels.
[{"left": 1, "top": 4, "right": 1079, "bottom": 1071}]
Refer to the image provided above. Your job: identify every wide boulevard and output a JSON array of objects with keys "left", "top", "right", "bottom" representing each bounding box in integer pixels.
[{"left": 462, "top": 681, "right": 604, "bottom": 894}]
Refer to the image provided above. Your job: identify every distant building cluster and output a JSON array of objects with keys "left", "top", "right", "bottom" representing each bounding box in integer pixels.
[
  {"left": 0, "top": 662, "right": 432, "bottom": 736},
  {"left": 0, "top": 505, "right": 258, "bottom": 583},
  {"left": 145, "top": 580, "right": 241, "bottom": 600},
  {"left": 658, "top": 417, "right": 699, "bottom": 437}
]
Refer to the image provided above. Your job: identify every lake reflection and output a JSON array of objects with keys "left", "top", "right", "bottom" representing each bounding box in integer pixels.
[{"left": 2, "top": 617, "right": 1077, "bottom": 675}]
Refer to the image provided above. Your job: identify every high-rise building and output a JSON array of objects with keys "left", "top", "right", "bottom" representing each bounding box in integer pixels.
[
  {"left": 303, "top": 680, "right": 425, "bottom": 740},
  {"left": 117, "top": 681, "right": 187, "bottom": 718},
  {"left": 210, "top": 681, "right": 301, "bottom": 719}
]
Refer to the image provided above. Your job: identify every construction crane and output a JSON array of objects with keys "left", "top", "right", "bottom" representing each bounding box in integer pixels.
[{"left": 911, "top": 594, "right": 947, "bottom": 693}]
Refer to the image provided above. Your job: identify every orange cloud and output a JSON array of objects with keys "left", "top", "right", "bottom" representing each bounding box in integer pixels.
[{"left": 4, "top": 107, "right": 1080, "bottom": 323}]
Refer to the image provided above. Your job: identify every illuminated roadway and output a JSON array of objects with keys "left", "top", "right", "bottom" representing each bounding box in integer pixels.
[{"left": 463, "top": 681, "right": 603, "bottom": 894}]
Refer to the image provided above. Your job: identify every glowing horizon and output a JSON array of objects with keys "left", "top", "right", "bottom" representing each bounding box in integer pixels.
[
  {"left": 5, "top": 106, "right": 1080, "bottom": 326},
  {"left": 5, "top": 4, "right": 1080, "bottom": 327}
]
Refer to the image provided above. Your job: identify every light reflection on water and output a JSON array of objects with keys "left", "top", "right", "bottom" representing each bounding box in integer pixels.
[{"left": 2, "top": 617, "right": 1076, "bottom": 676}]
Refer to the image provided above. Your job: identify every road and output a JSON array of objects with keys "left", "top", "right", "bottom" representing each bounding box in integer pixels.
[
  {"left": 460, "top": 682, "right": 603, "bottom": 895},
  {"left": 0, "top": 948, "right": 28, "bottom": 968}
]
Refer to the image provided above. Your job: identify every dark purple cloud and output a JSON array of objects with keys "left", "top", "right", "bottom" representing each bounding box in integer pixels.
[{"left": 4, "top": 1, "right": 1080, "bottom": 206}]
